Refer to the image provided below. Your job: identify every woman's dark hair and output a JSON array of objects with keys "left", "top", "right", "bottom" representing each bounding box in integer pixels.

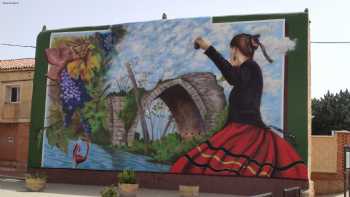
[{"left": 230, "top": 33, "right": 273, "bottom": 63}]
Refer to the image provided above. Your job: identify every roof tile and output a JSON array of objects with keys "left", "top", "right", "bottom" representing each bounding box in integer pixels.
[{"left": 0, "top": 58, "right": 35, "bottom": 72}]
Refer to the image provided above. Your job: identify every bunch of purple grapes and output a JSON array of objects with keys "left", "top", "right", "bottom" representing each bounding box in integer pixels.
[{"left": 59, "top": 69, "right": 91, "bottom": 127}]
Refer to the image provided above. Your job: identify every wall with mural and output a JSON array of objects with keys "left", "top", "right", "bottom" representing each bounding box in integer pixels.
[{"left": 30, "top": 14, "right": 309, "bottom": 181}]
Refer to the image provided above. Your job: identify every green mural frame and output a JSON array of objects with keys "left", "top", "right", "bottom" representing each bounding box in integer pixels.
[{"left": 28, "top": 12, "right": 309, "bottom": 169}]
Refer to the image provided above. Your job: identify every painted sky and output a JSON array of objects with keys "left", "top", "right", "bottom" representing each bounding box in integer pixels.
[{"left": 106, "top": 18, "right": 292, "bottom": 128}]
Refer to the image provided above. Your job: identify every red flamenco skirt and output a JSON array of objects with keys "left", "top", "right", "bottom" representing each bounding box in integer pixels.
[{"left": 170, "top": 122, "right": 308, "bottom": 180}]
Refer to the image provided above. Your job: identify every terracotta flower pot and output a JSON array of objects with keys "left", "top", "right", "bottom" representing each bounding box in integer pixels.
[
  {"left": 118, "top": 183, "right": 139, "bottom": 197},
  {"left": 179, "top": 185, "right": 199, "bottom": 197},
  {"left": 25, "top": 178, "right": 47, "bottom": 192}
]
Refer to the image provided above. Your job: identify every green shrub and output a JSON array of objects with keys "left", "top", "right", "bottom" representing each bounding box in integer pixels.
[
  {"left": 125, "top": 139, "right": 148, "bottom": 154},
  {"left": 118, "top": 169, "right": 136, "bottom": 184},
  {"left": 122, "top": 107, "right": 229, "bottom": 164},
  {"left": 100, "top": 185, "right": 119, "bottom": 197},
  {"left": 150, "top": 133, "right": 180, "bottom": 162},
  {"left": 118, "top": 93, "right": 137, "bottom": 131}
]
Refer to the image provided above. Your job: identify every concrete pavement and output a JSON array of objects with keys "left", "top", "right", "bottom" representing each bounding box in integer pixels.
[
  {"left": 1, "top": 177, "right": 347, "bottom": 197},
  {"left": 0, "top": 177, "right": 238, "bottom": 197}
]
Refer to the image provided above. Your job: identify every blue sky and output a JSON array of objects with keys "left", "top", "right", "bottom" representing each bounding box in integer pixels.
[{"left": 1, "top": 0, "right": 350, "bottom": 98}]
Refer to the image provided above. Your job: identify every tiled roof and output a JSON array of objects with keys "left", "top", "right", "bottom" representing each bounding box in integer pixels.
[{"left": 0, "top": 58, "right": 35, "bottom": 72}]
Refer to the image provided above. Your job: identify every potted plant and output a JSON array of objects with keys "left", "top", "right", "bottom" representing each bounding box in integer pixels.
[
  {"left": 25, "top": 172, "right": 47, "bottom": 192},
  {"left": 179, "top": 185, "right": 200, "bottom": 197},
  {"left": 117, "top": 169, "right": 138, "bottom": 197},
  {"left": 100, "top": 185, "right": 119, "bottom": 197}
]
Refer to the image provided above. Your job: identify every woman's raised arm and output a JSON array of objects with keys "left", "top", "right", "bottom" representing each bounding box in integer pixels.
[{"left": 204, "top": 46, "right": 240, "bottom": 86}]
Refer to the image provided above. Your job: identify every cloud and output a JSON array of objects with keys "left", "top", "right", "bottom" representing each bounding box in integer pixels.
[
  {"left": 254, "top": 36, "right": 296, "bottom": 66},
  {"left": 263, "top": 73, "right": 282, "bottom": 96},
  {"left": 244, "top": 23, "right": 278, "bottom": 36},
  {"left": 105, "top": 18, "right": 288, "bottom": 127}
]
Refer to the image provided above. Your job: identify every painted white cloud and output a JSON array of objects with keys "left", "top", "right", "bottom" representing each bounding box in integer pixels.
[
  {"left": 254, "top": 36, "right": 296, "bottom": 65},
  {"left": 245, "top": 22, "right": 278, "bottom": 36},
  {"left": 263, "top": 73, "right": 282, "bottom": 96},
  {"left": 105, "top": 18, "right": 293, "bottom": 128}
]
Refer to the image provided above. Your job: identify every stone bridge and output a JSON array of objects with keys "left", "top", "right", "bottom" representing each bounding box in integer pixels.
[{"left": 108, "top": 72, "right": 226, "bottom": 146}]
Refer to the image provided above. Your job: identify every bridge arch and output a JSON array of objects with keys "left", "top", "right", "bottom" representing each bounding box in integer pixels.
[
  {"left": 142, "top": 78, "right": 208, "bottom": 135},
  {"left": 108, "top": 72, "right": 226, "bottom": 145}
]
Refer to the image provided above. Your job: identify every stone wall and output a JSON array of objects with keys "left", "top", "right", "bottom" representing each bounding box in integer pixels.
[
  {"left": 312, "top": 135, "right": 337, "bottom": 173},
  {"left": 181, "top": 72, "right": 226, "bottom": 132},
  {"left": 0, "top": 71, "right": 34, "bottom": 123},
  {"left": 311, "top": 131, "right": 350, "bottom": 194},
  {"left": 0, "top": 68, "right": 33, "bottom": 173},
  {"left": 107, "top": 96, "right": 137, "bottom": 146},
  {"left": 107, "top": 96, "right": 125, "bottom": 146},
  {"left": 0, "top": 122, "right": 29, "bottom": 171}
]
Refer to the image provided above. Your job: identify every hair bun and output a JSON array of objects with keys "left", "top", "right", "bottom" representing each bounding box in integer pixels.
[
  {"left": 251, "top": 34, "right": 274, "bottom": 63},
  {"left": 252, "top": 34, "right": 260, "bottom": 39},
  {"left": 250, "top": 34, "right": 260, "bottom": 50}
]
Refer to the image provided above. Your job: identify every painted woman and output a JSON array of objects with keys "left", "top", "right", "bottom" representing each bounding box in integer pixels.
[{"left": 171, "top": 33, "right": 307, "bottom": 180}]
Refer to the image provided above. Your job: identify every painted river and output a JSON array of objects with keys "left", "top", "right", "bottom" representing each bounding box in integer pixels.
[{"left": 42, "top": 135, "right": 171, "bottom": 172}]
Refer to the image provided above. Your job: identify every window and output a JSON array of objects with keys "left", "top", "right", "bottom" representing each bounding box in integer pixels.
[{"left": 6, "top": 86, "right": 20, "bottom": 103}]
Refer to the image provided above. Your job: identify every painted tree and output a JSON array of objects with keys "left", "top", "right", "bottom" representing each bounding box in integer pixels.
[
  {"left": 161, "top": 114, "right": 175, "bottom": 138},
  {"left": 125, "top": 62, "right": 150, "bottom": 143},
  {"left": 144, "top": 98, "right": 176, "bottom": 140},
  {"left": 312, "top": 89, "right": 350, "bottom": 135},
  {"left": 111, "top": 57, "right": 178, "bottom": 143}
]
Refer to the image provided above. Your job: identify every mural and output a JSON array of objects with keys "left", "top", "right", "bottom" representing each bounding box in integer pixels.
[{"left": 42, "top": 17, "right": 307, "bottom": 180}]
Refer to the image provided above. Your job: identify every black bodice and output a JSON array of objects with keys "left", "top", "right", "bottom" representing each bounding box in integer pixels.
[{"left": 205, "top": 46, "right": 266, "bottom": 128}]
